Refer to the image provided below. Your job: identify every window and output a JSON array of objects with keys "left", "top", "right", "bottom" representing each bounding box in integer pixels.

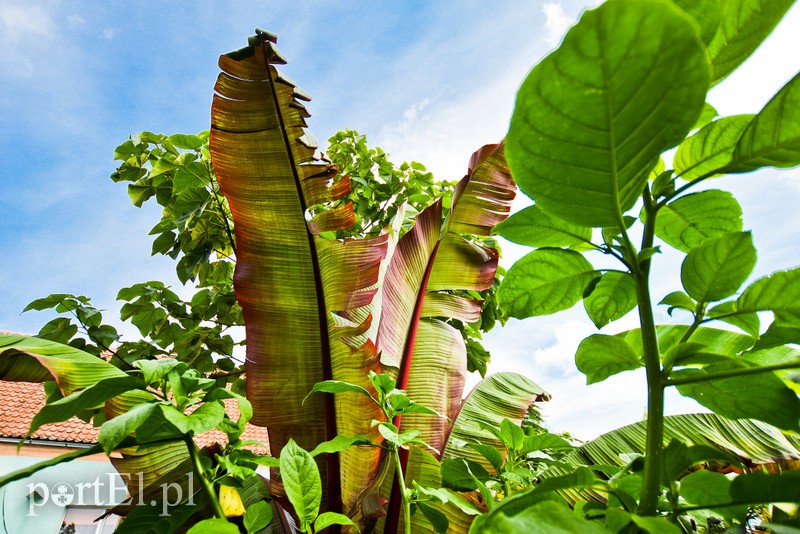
[{"left": 58, "top": 508, "right": 120, "bottom": 534}]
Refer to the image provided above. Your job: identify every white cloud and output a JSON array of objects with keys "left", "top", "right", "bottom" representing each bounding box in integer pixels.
[
  {"left": 0, "top": 4, "right": 53, "bottom": 40},
  {"left": 67, "top": 14, "right": 86, "bottom": 29},
  {"left": 542, "top": 3, "right": 572, "bottom": 46},
  {"left": 102, "top": 27, "right": 115, "bottom": 40}
]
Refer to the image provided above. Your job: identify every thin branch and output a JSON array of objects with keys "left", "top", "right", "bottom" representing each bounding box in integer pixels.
[{"left": 205, "top": 162, "right": 237, "bottom": 255}]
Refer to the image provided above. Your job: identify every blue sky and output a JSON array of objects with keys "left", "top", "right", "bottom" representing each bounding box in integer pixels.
[{"left": 1, "top": 1, "right": 798, "bottom": 440}]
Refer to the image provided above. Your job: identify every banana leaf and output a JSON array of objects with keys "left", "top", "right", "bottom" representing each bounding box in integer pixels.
[
  {"left": 209, "top": 31, "right": 526, "bottom": 529},
  {"left": 402, "top": 372, "right": 549, "bottom": 533},
  {"left": 0, "top": 334, "right": 192, "bottom": 512},
  {"left": 544, "top": 412, "right": 800, "bottom": 505},
  {"left": 209, "top": 32, "right": 389, "bottom": 516}
]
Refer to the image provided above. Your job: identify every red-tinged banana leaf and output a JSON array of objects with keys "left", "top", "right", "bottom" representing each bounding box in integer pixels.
[
  {"left": 374, "top": 143, "right": 516, "bottom": 530},
  {"left": 0, "top": 334, "right": 193, "bottom": 513},
  {"left": 377, "top": 142, "right": 515, "bottom": 453},
  {"left": 209, "top": 32, "right": 388, "bottom": 516}
]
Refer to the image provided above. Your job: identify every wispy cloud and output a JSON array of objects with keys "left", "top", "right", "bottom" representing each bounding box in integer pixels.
[{"left": 542, "top": 3, "right": 572, "bottom": 46}]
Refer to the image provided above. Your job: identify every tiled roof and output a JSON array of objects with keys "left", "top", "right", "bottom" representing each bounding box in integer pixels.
[{"left": 0, "top": 381, "right": 270, "bottom": 454}]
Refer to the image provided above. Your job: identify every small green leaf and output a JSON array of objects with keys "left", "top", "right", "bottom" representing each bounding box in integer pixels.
[
  {"left": 243, "top": 500, "right": 273, "bottom": 533},
  {"left": 499, "top": 249, "right": 598, "bottom": 318},
  {"left": 29, "top": 376, "right": 143, "bottom": 436},
  {"left": 469, "top": 443, "right": 504, "bottom": 472},
  {"left": 523, "top": 433, "right": 574, "bottom": 454},
  {"left": 152, "top": 231, "right": 176, "bottom": 255},
  {"left": 134, "top": 358, "right": 183, "bottom": 386},
  {"left": 500, "top": 419, "right": 525, "bottom": 454},
  {"left": 681, "top": 232, "right": 756, "bottom": 302},
  {"left": 440, "top": 458, "right": 490, "bottom": 491},
  {"left": 314, "top": 512, "right": 359, "bottom": 533},
  {"left": 673, "top": 116, "right": 753, "bottom": 182},
  {"left": 167, "top": 133, "right": 204, "bottom": 150},
  {"left": 303, "top": 380, "right": 374, "bottom": 405},
  {"left": 680, "top": 470, "right": 745, "bottom": 520},
  {"left": 417, "top": 502, "right": 448, "bottom": 534},
  {"left": 493, "top": 205, "right": 592, "bottom": 248},
  {"left": 655, "top": 190, "right": 743, "bottom": 253},
  {"left": 187, "top": 518, "right": 240, "bottom": 534},
  {"left": 659, "top": 291, "right": 696, "bottom": 316},
  {"left": 279, "top": 439, "right": 321, "bottom": 531},
  {"left": 36, "top": 317, "right": 78, "bottom": 344},
  {"left": 186, "top": 401, "right": 226, "bottom": 434},
  {"left": 308, "top": 434, "right": 372, "bottom": 457},
  {"left": 583, "top": 271, "right": 637, "bottom": 328},
  {"left": 575, "top": 334, "right": 642, "bottom": 385},
  {"left": 98, "top": 403, "right": 158, "bottom": 454}
]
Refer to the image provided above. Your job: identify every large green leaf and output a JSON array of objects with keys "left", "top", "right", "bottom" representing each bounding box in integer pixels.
[
  {"left": 498, "top": 249, "right": 598, "bottom": 318},
  {"left": 673, "top": 116, "right": 754, "bottom": 182},
  {"left": 728, "top": 72, "right": 800, "bottom": 173},
  {"left": 680, "top": 232, "right": 756, "bottom": 302},
  {"left": 654, "top": 190, "right": 743, "bottom": 253},
  {"left": 575, "top": 334, "right": 642, "bottom": 384},
  {"left": 493, "top": 205, "right": 592, "bottom": 249},
  {"left": 583, "top": 271, "right": 638, "bottom": 328},
  {"left": 705, "top": 0, "right": 795, "bottom": 86},
  {"left": 506, "top": 0, "right": 709, "bottom": 227}
]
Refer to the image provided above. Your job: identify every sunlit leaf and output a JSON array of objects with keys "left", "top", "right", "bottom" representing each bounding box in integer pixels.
[
  {"left": 583, "top": 271, "right": 637, "bottom": 328},
  {"left": 681, "top": 232, "right": 756, "bottom": 302},
  {"left": 507, "top": 0, "right": 708, "bottom": 227},
  {"left": 706, "top": 0, "right": 795, "bottom": 85},
  {"left": 499, "top": 249, "right": 598, "bottom": 318}
]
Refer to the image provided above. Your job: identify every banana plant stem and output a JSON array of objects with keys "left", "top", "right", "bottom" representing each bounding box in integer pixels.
[
  {"left": 185, "top": 436, "right": 226, "bottom": 520},
  {"left": 392, "top": 447, "right": 412, "bottom": 534}
]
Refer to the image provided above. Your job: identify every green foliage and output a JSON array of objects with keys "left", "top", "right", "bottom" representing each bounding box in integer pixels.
[
  {"left": 493, "top": 0, "right": 800, "bottom": 530},
  {"left": 9, "top": 2, "right": 800, "bottom": 532},
  {"left": 326, "top": 129, "right": 455, "bottom": 239}
]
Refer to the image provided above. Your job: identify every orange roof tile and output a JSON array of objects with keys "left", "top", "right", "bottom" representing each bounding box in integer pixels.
[{"left": 0, "top": 381, "right": 270, "bottom": 454}]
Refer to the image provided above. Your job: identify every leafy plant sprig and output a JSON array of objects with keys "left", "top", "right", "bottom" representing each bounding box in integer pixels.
[{"left": 306, "top": 371, "right": 448, "bottom": 533}]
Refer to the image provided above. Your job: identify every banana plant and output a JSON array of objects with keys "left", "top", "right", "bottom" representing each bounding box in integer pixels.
[{"left": 208, "top": 31, "right": 546, "bottom": 531}]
